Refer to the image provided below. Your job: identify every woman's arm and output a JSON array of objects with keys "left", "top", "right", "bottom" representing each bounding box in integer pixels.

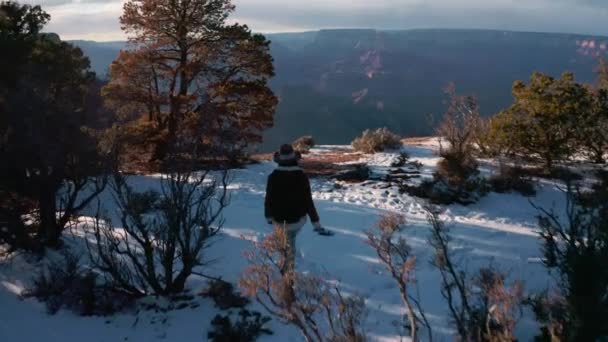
[{"left": 303, "top": 174, "right": 320, "bottom": 223}]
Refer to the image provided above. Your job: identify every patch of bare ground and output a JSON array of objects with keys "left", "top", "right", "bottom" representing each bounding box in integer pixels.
[
  {"left": 302, "top": 152, "right": 363, "bottom": 178},
  {"left": 249, "top": 153, "right": 273, "bottom": 163},
  {"left": 402, "top": 136, "right": 435, "bottom": 145},
  {"left": 250, "top": 149, "right": 365, "bottom": 178},
  {"left": 121, "top": 148, "right": 254, "bottom": 174}
]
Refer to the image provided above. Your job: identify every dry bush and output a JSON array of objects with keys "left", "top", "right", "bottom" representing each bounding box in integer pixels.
[
  {"left": 207, "top": 309, "right": 273, "bottom": 342},
  {"left": 405, "top": 158, "right": 488, "bottom": 206},
  {"left": 200, "top": 279, "right": 250, "bottom": 310},
  {"left": 366, "top": 214, "right": 431, "bottom": 341},
  {"left": 351, "top": 128, "right": 402, "bottom": 153},
  {"left": 489, "top": 163, "right": 536, "bottom": 197},
  {"left": 473, "top": 268, "right": 524, "bottom": 342},
  {"left": 427, "top": 208, "right": 524, "bottom": 341},
  {"left": 435, "top": 148, "right": 480, "bottom": 188},
  {"left": 23, "top": 251, "right": 132, "bottom": 316},
  {"left": 526, "top": 291, "right": 568, "bottom": 341},
  {"left": 425, "top": 147, "right": 488, "bottom": 205},
  {"left": 293, "top": 136, "right": 316, "bottom": 154},
  {"left": 240, "top": 227, "right": 367, "bottom": 342}
]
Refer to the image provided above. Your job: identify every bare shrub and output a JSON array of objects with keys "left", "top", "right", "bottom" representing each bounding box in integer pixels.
[
  {"left": 472, "top": 116, "right": 498, "bottom": 158},
  {"left": 489, "top": 163, "right": 536, "bottom": 197},
  {"left": 365, "top": 214, "right": 431, "bottom": 342},
  {"left": 86, "top": 170, "right": 229, "bottom": 297},
  {"left": 417, "top": 84, "right": 490, "bottom": 205},
  {"left": 426, "top": 208, "right": 524, "bottom": 341},
  {"left": 352, "top": 128, "right": 401, "bottom": 153},
  {"left": 240, "top": 227, "right": 367, "bottom": 342},
  {"left": 23, "top": 251, "right": 132, "bottom": 315},
  {"left": 436, "top": 84, "right": 482, "bottom": 157},
  {"left": 435, "top": 84, "right": 481, "bottom": 186},
  {"left": 293, "top": 136, "right": 316, "bottom": 154}
]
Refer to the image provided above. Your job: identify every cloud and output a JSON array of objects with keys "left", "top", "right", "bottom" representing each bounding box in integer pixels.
[
  {"left": 40, "top": 1, "right": 124, "bottom": 40},
  {"left": 26, "top": 0, "right": 122, "bottom": 7},
  {"left": 24, "top": 0, "right": 608, "bottom": 41},
  {"left": 232, "top": 0, "right": 608, "bottom": 35}
]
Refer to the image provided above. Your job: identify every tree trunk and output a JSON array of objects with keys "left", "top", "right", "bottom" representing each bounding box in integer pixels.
[
  {"left": 398, "top": 283, "right": 418, "bottom": 341},
  {"left": 171, "top": 263, "right": 192, "bottom": 294},
  {"left": 171, "top": 274, "right": 187, "bottom": 294},
  {"left": 544, "top": 155, "right": 553, "bottom": 173},
  {"left": 38, "top": 183, "right": 60, "bottom": 247},
  {"left": 593, "top": 152, "right": 605, "bottom": 164}
]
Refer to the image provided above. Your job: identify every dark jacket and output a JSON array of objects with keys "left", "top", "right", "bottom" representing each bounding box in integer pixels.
[{"left": 265, "top": 166, "right": 320, "bottom": 224}]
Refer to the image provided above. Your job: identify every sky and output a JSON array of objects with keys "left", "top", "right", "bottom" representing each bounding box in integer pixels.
[{"left": 19, "top": 0, "right": 608, "bottom": 41}]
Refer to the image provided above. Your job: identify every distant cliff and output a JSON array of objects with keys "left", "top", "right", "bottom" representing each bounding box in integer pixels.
[{"left": 71, "top": 29, "right": 608, "bottom": 151}]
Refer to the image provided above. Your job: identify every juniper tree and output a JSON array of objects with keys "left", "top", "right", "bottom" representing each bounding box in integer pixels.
[
  {"left": 0, "top": 1, "right": 107, "bottom": 248},
  {"left": 532, "top": 179, "right": 608, "bottom": 340},
  {"left": 489, "top": 72, "right": 590, "bottom": 171}
]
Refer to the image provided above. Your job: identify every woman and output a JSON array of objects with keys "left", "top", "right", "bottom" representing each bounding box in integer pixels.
[{"left": 264, "top": 144, "right": 332, "bottom": 268}]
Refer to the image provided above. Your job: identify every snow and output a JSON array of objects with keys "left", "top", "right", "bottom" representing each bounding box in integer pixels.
[{"left": 0, "top": 138, "right": 575, "bottom": 341}]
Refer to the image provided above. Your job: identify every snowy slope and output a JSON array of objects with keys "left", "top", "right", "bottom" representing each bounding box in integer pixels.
[{"left": 0, "top": 138, "right": 571, "bottom": 341}]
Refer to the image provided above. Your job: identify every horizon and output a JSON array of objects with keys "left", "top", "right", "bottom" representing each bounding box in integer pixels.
[
  {"left": 64, "top": 27, "right": 608, "bottom": 44},
  {"left": 19, "top": 0, "right": 608, "bottom": 41}
]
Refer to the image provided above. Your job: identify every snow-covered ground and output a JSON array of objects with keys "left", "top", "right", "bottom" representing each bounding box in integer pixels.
[{"left": 0, "top": 138, "right": 574, "bottom": 341}]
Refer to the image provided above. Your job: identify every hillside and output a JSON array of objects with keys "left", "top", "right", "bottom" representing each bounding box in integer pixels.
[{"left": 71, "top": 29, "right": 608, "bottom": 150}]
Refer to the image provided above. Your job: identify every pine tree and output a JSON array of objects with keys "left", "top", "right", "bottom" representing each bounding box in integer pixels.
[
  {"left": 102, "top": 0, "right": 277, "bottom": 168},
  {"left": 577, "top": 87, "right": 608, "bottom": 163},
  {"left": 596, "top": 57, "right": 608, "bottom": 91},
  {"left": 490, "top": 72, "right": 590, "bottom": 170}
]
